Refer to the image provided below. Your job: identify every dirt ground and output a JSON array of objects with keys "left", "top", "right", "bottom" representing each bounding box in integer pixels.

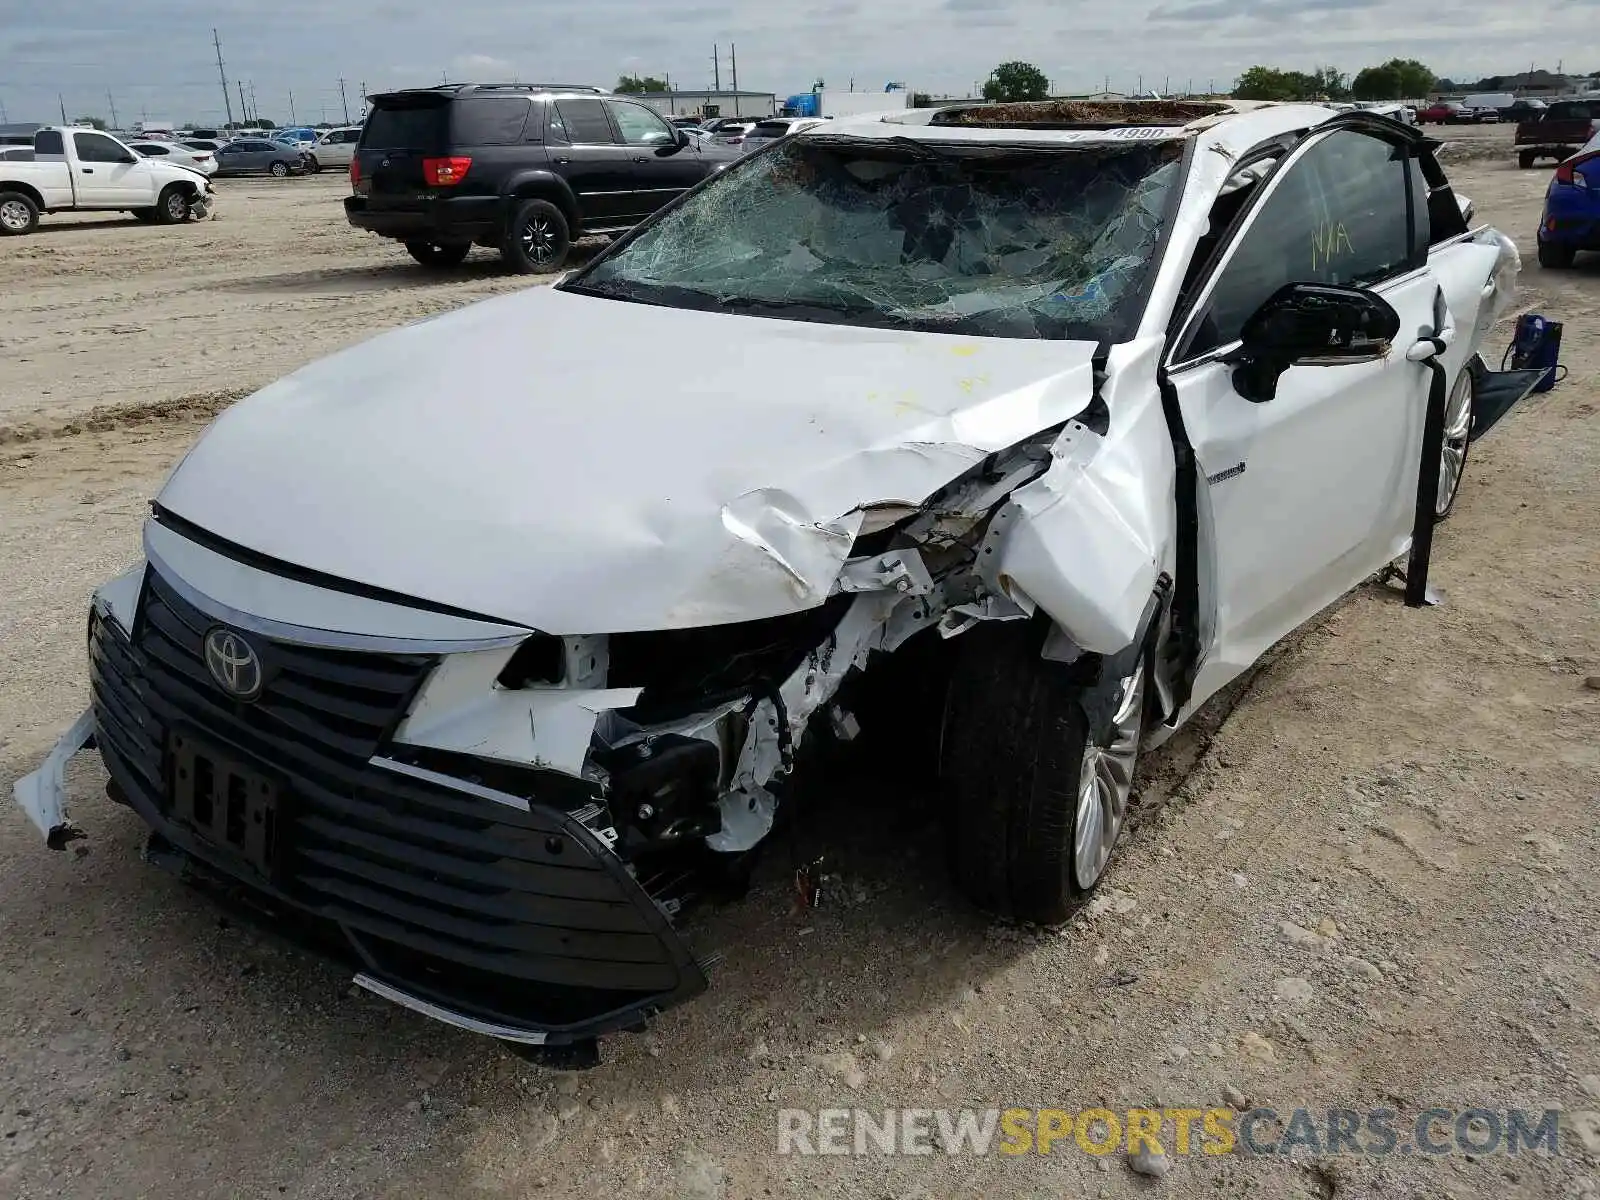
[{"left": 1, "top": 128, "right": 1597, "bottom": 1200}]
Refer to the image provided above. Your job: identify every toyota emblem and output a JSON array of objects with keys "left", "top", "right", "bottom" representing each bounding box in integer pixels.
[{"left": 203, "top": 627, "right": 264, "bottom": 701}]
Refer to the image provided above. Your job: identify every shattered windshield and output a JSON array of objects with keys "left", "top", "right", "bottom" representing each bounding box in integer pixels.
[{"left": 572, "top": 135, "right": 1185, "bottom": 340}]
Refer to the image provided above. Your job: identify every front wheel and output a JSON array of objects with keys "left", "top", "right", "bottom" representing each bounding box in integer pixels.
[
  {"left": 154, "top": 185, "right": 190, "bottom": 224},
  {"left": 1538, "top": 239, "right": 1577, "bottom": 269},
  {"left": 404, "top": 240, "right": 472, "bottom": 269},
  {"left": 0, "top": 191, "right": 40, "bottom": 235},
  {"left": 941, "top": 622, "right": 1149, "bottom": 925},
  {"left": 1518, "top": 150, "right": 1538, "bottom": 170},
  {"left": 269, "top": 160, "right": 290, "bottom": 178},
  {"left": 305, "top": 155, "right": 320, "bottom": 174},
  {"left": 500, "top": 198, "right": 571, "bottom": 274}
]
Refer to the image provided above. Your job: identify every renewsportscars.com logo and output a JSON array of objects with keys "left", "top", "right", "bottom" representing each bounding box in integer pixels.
[{"left": 776, "top": 1106, "right": 1566, "bottom": 1158}]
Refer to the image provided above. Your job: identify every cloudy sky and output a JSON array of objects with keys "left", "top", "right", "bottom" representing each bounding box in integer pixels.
[{"left": 1, "top": 0, "right": 1596, "bottom": 127}]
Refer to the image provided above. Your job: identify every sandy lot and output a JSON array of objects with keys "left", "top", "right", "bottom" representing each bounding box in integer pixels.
[{"left": 1, "top": 128, "right": 1597, "bottom": 1200}]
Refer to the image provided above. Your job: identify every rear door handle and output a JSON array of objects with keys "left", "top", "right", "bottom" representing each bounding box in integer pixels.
[
  {"left": 553, "top": 156, "right": 570, "bottom": 165},
  {"left": 81, "top": 168, "right": 94, "bottom": 174},
  {"left": 633, "top": 156, "right": 648, "bottom": 163}
]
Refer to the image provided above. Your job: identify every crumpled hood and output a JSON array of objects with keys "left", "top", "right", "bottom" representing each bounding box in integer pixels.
[{"left": 158, "top": 287, "right": 1098, "bottom": 633}]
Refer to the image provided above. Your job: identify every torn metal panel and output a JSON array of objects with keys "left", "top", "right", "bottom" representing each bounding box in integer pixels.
[
  {"left": 995, "top": 340, "right": 1177, "bottom": 653},
  {"left": 12, "top": 708, "right": 94, "bottom": 842},
  {"left": 395, "top": 646, "right": 643, "bottom": 778}
]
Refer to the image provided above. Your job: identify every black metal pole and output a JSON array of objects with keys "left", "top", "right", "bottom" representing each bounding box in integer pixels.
[{"left": 1405, "top": 340, "right": 1449, "bottom": 607}]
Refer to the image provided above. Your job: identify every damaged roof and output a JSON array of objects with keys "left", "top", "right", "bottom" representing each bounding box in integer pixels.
[{"left": 929, "top": 99, "right": 1233, "bottom": 129}]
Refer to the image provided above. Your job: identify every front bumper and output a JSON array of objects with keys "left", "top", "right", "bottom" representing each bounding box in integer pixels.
[{"left": 14, "top": 570, "right": 709, "bottom": 1047}]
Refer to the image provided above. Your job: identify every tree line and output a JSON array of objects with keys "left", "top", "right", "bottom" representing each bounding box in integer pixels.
[{"left": 1233, "top": 60, "right": 1436, "bottom": 102}]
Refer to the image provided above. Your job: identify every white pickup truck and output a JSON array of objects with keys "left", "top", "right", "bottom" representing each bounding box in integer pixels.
[{"left": 0, "top": 125, "right": 215, "bottom": 236}]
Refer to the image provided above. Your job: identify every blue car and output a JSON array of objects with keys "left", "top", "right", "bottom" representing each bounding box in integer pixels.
[{"left": 1538, "top": 138, "right": 1600, "bottom": 268}]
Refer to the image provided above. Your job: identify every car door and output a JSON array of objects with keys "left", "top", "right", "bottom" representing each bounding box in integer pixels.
[
  {"left": 547, "top": 98, "right": 634, "bottom": 228},
  {"left": 72, "top": 131, "right": 149, "bottom": 205},
  {"left": 1165, "top": 124, "right": 1456, "bottom": 703},
  {"left": 605, "top": 99, "right": 704, "bottom": 218}
]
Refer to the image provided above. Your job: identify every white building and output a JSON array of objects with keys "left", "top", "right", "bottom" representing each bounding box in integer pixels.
[{"left": 628, "top": 90, "right": 776, "bottom": 119}]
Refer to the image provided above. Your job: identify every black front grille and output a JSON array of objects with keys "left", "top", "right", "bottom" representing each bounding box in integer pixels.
[
  {"left": 87, "top": 567, "right": 706, "bottom": 1037},
  {"left": 138, "top": 568, "right": 434, "bottom": 761}
]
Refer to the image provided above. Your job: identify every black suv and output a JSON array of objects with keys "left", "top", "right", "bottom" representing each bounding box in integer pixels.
[{"left": 345, "top": 83, "right": 739, "bottom": 272}]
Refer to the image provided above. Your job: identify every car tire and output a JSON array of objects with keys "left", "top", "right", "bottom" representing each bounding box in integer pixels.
[
  {"left": 941, "top": 621, "right": 1149, "bottom": 925},
  {"left": 404, "top": 240, "right": 472, "bottom": 269},
  {"left": 1436, "top": 369, "right": 1474, "bottom": 522},
  {"left": 0, "top": 190, "right": 40, "bottom": 236},
  {"left": 269, "top": 161, "right": 290, "bottom": 178},
  {"left": 306, "top": 155, "right": 320, "bottom": 174},
  {"left": 1537, "top": 239, "right": 1577, "bottom": 269},
  {"left": 1518, "top": 151, "right": 1538, "bottom": 170},
  {"left": 501, "top": 198, "right": 571, "bottom": 273},
  {"left": 153, "top": 185, "right": 190, "bottom": 224}
]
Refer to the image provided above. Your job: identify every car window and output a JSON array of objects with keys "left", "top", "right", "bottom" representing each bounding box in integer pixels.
[
  {"left": 608, "top": 101, "right": 674, "bottom": 145},
  {"left": 362, "top": 105, "right": 448, "bottom": 153},
  {"left": 35, "top": 131, "right": 64, "bottom": 155},
  {"left": 1185, "top": 129, "right": 1416, "bottom": 358},
  {"left": 74, "top": 132, "right": 129, "bottom": 163},
  {"left": 452, "top": 97, "right": 529, "bottom": 145},
  {"left": 134, "top": 144, "right": 169, "bottom": 155},
  {"left": 555, "top": 99, "right": 615, "bottom": 145},
  {"left": 1546, "top": 101, "right": 1596, "bottom": 122}
]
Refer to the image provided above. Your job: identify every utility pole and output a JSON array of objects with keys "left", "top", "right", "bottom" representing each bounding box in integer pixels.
[
  {"left": 248, "top": 80, "right": 257, "bottom": 122},
  {"left": 238, "top": 80, "right": 248, "bottom": 124},
  {"left": 289, "top": 90, "right": 297, "bottom": 125},
  {"left": 0, "top": 96, "right": 8, "bottom": 123},
  {"left": 58, "top": 93, "right": 68, "bottom": 124},
  {"left": 731, "top": 43, "right": 738, "bottom": 94},
  {"left": 713, "top": 46, "right": 721, "bottom": 92},
  {"left": 338, "top": 78, "right": 350, "bottom": 123},
  {"left": 359, "top": 82, "right": 367, "bottom": 108},
  {"left": 213, "top": 29, "right": 235, "bottom": 127},
  {"left": 107, "top": 92, "right": 119, "bottom": 130}
]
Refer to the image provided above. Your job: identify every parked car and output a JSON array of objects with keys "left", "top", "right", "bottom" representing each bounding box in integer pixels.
[
  {"left": 1501, "top": 99, "right": 1547, "bottom": 123},
  {"left": 275, "top": 127, "right": 319, "bottom": 150},
  {"left": 1517, "top": 99, "right": 1600, "bottom": 169},
  {"left": 0, "top": 126, "right": 214, "bottom": 234},
  {"left": 344, "top": 82, "right": 741, "bottom": 271},
  {"left": 1459, "top": 92, "right": 1515, "bottom": 122},
  {"left": 15, "top": 99, "right": 1541, "bottom": 1061},
  {"left": 182, "top": 139, "right": 226, "bottom": 153},
  {"left": 1416, "top": 102, "right": 1462, "bottom": 125},
  {"left": 0, "top": 146, "right": 35, "bottom": 161},
  {"left": 305, "top": 126, "right": 362, "bottom": 172},
  {"left": 1535, "top": 130, "right": 1600, "bottom": 267},
  {"left": 739, "top": 116, "right": 828, "bottom": 153},
  {"left": 708, "top": 120, "right": 761, "bottom": 150},
  {"left": 128, "top": 139, "right": 218, "bottom": 177},
  {"left": 213, "top": 137, "right": 308, "bottom": 177}
]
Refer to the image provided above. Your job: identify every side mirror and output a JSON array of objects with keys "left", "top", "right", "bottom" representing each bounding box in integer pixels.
[
  {"left": 1227, "top": 282, "right": 1401, "bottom": 403},
  {"left": 119, "top": 153, "right": 138, "bottom": 164}
]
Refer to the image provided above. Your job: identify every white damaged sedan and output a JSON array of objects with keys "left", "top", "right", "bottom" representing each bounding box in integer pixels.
[{"left": 16, "top": 99, "right": 1546, "bottom": 1061}]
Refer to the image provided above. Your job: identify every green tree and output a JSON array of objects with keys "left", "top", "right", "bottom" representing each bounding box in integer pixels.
[
  {"left": 912, "top": 92, "right": 934, "bottom": 107},
  {"left": 615, "top": 75, "right": 668, "bottom": 94},
  {"left": 982, "top": 61, "right": 1049, "bottom": 103},
  {"left": 1351, "top": 64, "right": 1403, "bottom": 101},
  {"left": 1233, "top": 67, "right": 1302, "bottom": 101},
  {"left": 1308, "top": 65, "right": 1350, "bottom": 100},
  {"left": 1381, "top": 58, "right": 1436, "bottom": 98}
]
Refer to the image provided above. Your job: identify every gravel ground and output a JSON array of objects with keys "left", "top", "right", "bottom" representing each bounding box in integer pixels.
[{"left": 1, "top": 126, "right": 1597, "bottom": 1200}]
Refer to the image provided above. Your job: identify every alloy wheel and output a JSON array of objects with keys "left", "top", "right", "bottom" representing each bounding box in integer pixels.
[
  {"left": 165, "top": 192, "right": 188, "bottom": 220},
  {"left": 1073, "top": 657, "right": 1146, "bottom": 889},
  {"left": 520, "top": 215, "right": 557, "bottom": 264},
  {"left": 0, "top": 199, "right": 30, "bottom": 231},
  {"left": 1438, "top": 371, "right": 1474, "bottom": 516}
]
